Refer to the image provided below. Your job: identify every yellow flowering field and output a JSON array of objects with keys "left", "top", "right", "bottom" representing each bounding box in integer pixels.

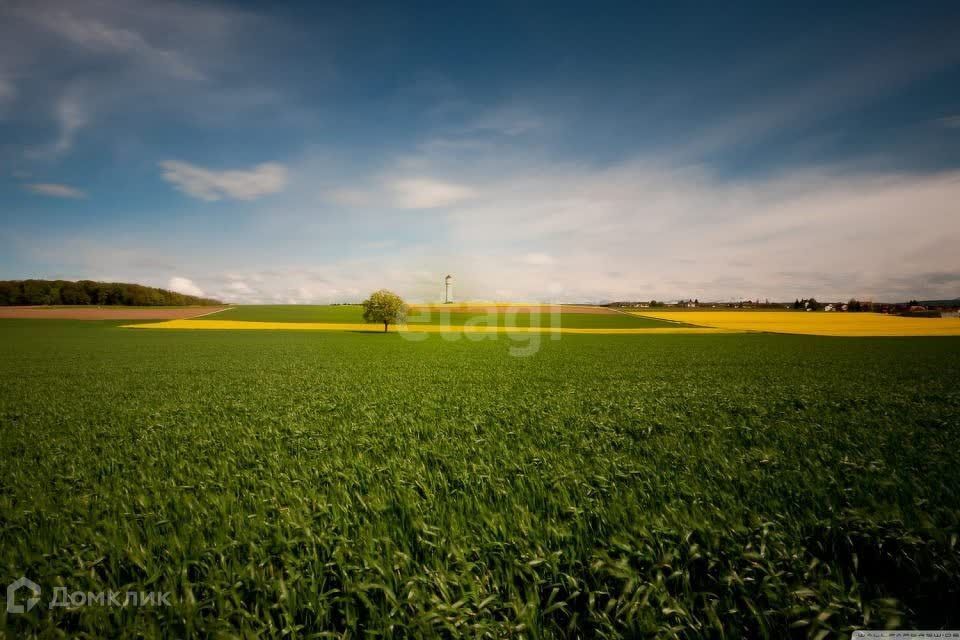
[{"left": 633, "top": 311, "right": 960, "bottom": 336}]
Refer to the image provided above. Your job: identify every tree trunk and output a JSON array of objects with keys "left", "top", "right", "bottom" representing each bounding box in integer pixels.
[{"left": 384, "top": 321, "right": 388, "bottom": 333}]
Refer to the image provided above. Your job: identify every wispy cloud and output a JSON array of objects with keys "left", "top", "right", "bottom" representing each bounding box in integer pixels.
[
  {"left": 469, "top": 104, "right": 544, "bottom": 136},
  {"left": 324, "top": 177, "right": 478, "bottom": 210},
  {"left": 24, "top": 183, "right": 86, "bottom": 199},
  {"left": 655, "top": 26, "right": 960, "bottom": 160},
  {"left": 52, "top": 88, "right": 89, "bottom": 155},
  {"left": 390, "top": 178, "right": 476, "bottom": 209},
  {"left": 160, "top": 160, "right": 288, "bottom": 201},
  {"left": 20, "top": 84, "right": 91, "bottom": 159},
  {"left": 26, "top": 8, "right": 204, "bottom": 81},
  {"left": 1, "top": 0, "right": 281, "bottom": 160}
]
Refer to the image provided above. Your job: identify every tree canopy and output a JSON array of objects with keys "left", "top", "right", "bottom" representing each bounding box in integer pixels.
[
  {"left": 361, "top": 290, "right": 407, "bottom": 332},
  {"left": 0, "top": 280, "right": 222, "bottom": 306}
]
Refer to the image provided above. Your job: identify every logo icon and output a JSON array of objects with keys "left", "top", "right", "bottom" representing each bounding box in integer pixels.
[{"left": 6, "top": 576, "right": 41, "bottom": 614}]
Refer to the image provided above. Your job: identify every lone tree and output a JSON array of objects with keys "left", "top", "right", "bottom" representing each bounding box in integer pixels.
[{"left": 361, "top": 289, "right": 408, "bottom": 332}]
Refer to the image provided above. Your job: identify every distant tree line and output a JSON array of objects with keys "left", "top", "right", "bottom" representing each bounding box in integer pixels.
[
  {"left": 791, "top": 298, "right": 878, "bottom": 311},
  {"left": 0, "top": 280, "right": 222, "bottom": 306}
]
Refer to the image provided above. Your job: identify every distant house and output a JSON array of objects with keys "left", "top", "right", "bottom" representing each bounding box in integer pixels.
[{"left": 824, "top": 304, "right": 835, "bottom": 312}]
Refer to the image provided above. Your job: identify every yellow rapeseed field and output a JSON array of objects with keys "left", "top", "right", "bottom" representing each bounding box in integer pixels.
[
  {"left": 125, "top": 319, "right": 738, "bottom": 334},
  {"left": 633, "top": 311, "right": 960, "bottom": 336}
]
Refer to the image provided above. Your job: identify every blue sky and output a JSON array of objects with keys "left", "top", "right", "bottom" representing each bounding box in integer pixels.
[{"left": 2, "top": 0, "right": 959, "bottom": 303}]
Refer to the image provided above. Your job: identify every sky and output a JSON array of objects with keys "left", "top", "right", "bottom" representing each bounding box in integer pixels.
[{"left": 1, "top": 0, "right": 959, "bottom": 304}]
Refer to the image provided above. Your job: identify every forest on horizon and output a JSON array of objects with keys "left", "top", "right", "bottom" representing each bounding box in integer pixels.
[{"left": 0, "top": 279, "right": 222, "bottom": 307}]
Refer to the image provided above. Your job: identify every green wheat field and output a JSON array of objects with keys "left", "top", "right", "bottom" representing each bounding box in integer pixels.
[{"left": 2, "top": 313, "right": 959, "bottom": 637}]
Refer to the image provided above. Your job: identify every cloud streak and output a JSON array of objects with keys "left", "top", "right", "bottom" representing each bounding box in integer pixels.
[
  {"left": 1, "top": 0, "right": 280, "bottom": 160},
  {"left": 24, "top": 183, "right": 86, "bottom": 199},
  {"left": 26, "top": 7, "right": 204, "bottom": 81},
  {"left": 160, "top": 160, "right": 288, "bottom": 201},
  {"left": 52, "top": 88, "right": 89, "bottom": 155}
]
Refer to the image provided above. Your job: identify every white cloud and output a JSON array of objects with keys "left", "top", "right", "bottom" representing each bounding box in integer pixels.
[
  {"left": 24, "top": 183, "right": 86, "bottom": 198},
  {"left": 167, "top": 276, "right": 204, "bottom": 297},
  {"left": 521, "top": 252, "right": 554, "bottom": 266},
  {"left": 169, "top": 158, "right": 960, "bottom": 304},
  {"left": 390, "top": 177, "right": 475, "bottom": 209},
  {"left": 227, "top": 280, "right": 254, "bottom": 294},
  {"left": 160, "top": 160, "right": 288, "bottom": 201},
  {"left": 23, "top": 148, "right": 960, "bottom": 304},
  {"left": 432, "top": 162, "right": 960, "bottom": 301}
]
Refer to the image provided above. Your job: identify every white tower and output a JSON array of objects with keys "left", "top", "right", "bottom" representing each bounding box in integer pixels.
[{"left": 444, "top": 274, "right": 453, "bottom": 304}]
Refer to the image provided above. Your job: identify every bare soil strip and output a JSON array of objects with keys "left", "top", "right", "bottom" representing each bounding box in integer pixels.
[{"left": 0, "top": 306, "right": 231, "bottom": 320}]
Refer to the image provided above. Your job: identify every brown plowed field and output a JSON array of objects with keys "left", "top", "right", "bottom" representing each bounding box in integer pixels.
[{"left": 0, "top": 306, "right": 229, "bottom": 320}]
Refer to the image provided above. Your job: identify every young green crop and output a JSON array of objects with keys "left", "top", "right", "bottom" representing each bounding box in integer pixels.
[
  {"left": 202, "top": 304, "right": 685, "bottom": 328},
  {"left": 1, "top": 318, "right": 959, "bottom": 637}
]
